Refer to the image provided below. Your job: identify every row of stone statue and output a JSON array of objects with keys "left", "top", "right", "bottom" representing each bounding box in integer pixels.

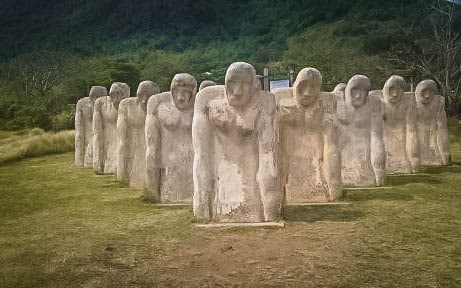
[{"left": 75, "top": 62, "right": 450, "bottom": 223}]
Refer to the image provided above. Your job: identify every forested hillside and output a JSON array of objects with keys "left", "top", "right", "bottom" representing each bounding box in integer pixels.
[{"left": 0, "top": 0, "right": 459, "bottom": 130}]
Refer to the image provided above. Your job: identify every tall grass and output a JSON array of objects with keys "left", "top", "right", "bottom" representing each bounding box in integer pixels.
[{"left": 0, "top": 128, "right": 74, "bottom": 164}]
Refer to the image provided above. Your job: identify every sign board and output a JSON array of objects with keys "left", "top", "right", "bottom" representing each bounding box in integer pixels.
[{"left": 270, "top": 79, "right": 290, "bottom": 92}]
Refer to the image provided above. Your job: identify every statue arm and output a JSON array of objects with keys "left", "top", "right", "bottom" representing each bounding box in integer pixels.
[
  {"left": 437, "top": 97, "right": 450, "bottom": 165},
  {"left": 322, "top": 94, "right": 342, "bottom": 200},
  {"left": 406, "top": 97, "right": 420, "bottom": 173},
  {"left": 145, "top": 99, "right": 161, "bottom": 202},
  {"left": 192, "top": 92, "right": 215, "bottom": 220},
  {"left": 116, "top": 101, "right": 129, "bottom": 186},
  {"left": 92, "top": 99, "right": 104, "bottom": 174},
  {"left": 74, "top": 100, "right": 85, "bottom": 166},
  {"left": 370, "top": 96, "right": 386, "bottom": 186},
  {"left": 257, "top": 94, "right": 281, "bottom": 222}
]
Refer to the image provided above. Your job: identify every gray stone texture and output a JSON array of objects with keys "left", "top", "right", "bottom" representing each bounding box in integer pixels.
[
  {"left": 193, "top": 62, "right": 281, "bottom": 222},
  {"left": 337, "top": 75, "right": 385, "bottom": 187},
  {"left": 415, "top": 80, "right": 450, "bottom": 165},
  {"left": 93, "top": 82, "right": 129, "bottom": 174},
  {"left": 145, "top": 74, "right": 197, "bottom": 202},
  {"left": 274, "top": 67, "right": 341, "bottom": 203},
  {"left": 74, "top": 86, "right": 107, "bottom": 167},
  {"left": 117, "top": 81, "right": 160, "bottom": 188}
]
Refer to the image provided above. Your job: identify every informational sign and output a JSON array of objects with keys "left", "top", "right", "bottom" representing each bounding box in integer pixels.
[{"left": 270, "top": 79, "right": 290, "bottom": 92}]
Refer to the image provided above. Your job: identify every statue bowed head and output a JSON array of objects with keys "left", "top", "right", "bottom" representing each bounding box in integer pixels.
[
  {"left": 275, "top": 67, "right": 341, "bottom": 202},
  {"left": 117, "top": 80, "right": 159, "bottom": 188},
  {"left": 74, "top": 85, "right": 107, "bottom": 167},
  {"left": 381, "top": 75, "right": 419, "bottom": 174},
  {"left": 415, "top": 79, "right": 450, "bottom": 165},
  {"left": 145, "top": 73, "right": 197, "bottom": 203},
  {"left": 93, "top": 82, "right": 130, "bottom": 174},
  {"left": 192, "top": 62, "right": 281, "bottom": 222}
]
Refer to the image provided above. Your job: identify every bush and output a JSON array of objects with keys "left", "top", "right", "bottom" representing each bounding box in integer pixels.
[
  {"left": 51, "top": 109, "right": 75, "bottom": 131},
  {"left": 0, "top": 129, "right": 75, "bottom": 164}
]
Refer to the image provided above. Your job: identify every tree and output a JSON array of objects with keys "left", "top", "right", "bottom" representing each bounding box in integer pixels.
[{"left": 388, "top": 0, "right": 461, "bottom": 114}]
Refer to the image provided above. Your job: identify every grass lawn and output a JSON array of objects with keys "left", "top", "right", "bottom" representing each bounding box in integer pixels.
[{"left": 0, "top": 124, "right": 461, "bottom": 287}]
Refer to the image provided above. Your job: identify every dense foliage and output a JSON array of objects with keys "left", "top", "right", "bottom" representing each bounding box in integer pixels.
[{"left": 0, "top": 0, "right": 459, "bottom": 130}]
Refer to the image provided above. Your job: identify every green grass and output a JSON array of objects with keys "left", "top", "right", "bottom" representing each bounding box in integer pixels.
[
  {"left": 0, "top": 129, "right": 75, "bottom": 165},
  {"left": 0, "top": 123, "right": 460, "bottom": 287}
]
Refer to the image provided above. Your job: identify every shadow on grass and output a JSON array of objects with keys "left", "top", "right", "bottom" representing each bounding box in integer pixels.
[
  {"left": 343, "top": 190, "right": 414, "bottom": 202},
  {"left": 283, "top": 205, "right": 364, "bottom": 223},
  {"left": 386, "top": 174, "right": 442, "bottom": 186}
]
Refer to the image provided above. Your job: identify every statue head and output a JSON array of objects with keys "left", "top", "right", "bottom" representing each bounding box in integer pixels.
[
  {"left": 170, "top": 73, "right": 197, "bottom": 110},
  {"left": 109, "top": 82, "right": 130, "bottom": 109},
  {"left": 89, "top": 86, "right": 107, "bottom": 102},
  {"left": 137, "top": 81, "right": 160, "bottom": 112},
  {"left": 225, "top": 62, "right": 257, "bottom": 108},
  {"left": 199, "top": 80, "right": 217, "bottom": 91},
  {"left": 415, "top": 79, "right": 437, "bottom": 105},
  {"left": 383, "top": 75, "right": 406, "bottom": 105},
  {"left": 345, "top": 75, "right": 371, "bottom": 108},
  {"left": 293, "top": 67, "right": 322, "bottom": 107},
  {"left": 333, "top": 83, "right": 346, "bottom": 93}
]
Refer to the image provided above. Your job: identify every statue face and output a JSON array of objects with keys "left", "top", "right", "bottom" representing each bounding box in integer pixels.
[
  {"left": 349, "top": 86, "right": 368, "bottom": 108},
  {"left": 295, "top": 80, "right": 320, "bottom": 107},
  {"left": 172, "top": 84, "right": 195, "bottom": 110},
  {"left": 110, "top": 88, "right": 125, "bottom": 109},
  {"left": 385, "top": 83, "right": 405, "bottom": 104},
  {"left": 417, "top": 86, "right": 435, "bottom": 104},
  {"left": 226, "top": 72, "right": 254, "bottom": 108},
  {"left": 138, "top": 92, "right": 150, "bottom": 112}
]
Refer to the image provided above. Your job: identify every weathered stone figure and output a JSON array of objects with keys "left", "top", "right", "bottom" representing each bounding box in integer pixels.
[
  {"left": 74, "top": 86, "right": 107, "bottom": 167},
  {"left": 377, "top": 75, "right": 419, "bottom": 173},
  {"left": 117, "top": 81, "right": 160, "bottom": 188},
  {"left": 93, "top": 82, "right": 129, "bottom": 174},
  {"left": 199, "top": 80, "right": 216, "bottom": 91},
  {"left": 338, "top": 75, "right": 385, "bottom": 187},
  {"left": 145, "top": 74, "right": 197, "bottom": 202},
  {"left": 193, "top": 62, "right": 281, "bottom": 222},
  {"left": 415, "top": 80, "right": 450, "bottom": 165},
  {"left": 333, "top": 83, "right": 346, "bottom": 93},
  {"left": 274, "top": 68, "right": 341, "bottom": 202}
]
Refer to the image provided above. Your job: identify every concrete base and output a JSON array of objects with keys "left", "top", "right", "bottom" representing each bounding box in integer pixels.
[
  {"left": 284, "top": 202, "right": 350, "bottom": 206},
  {"left": 195, "top": 222, "right": 285, "bottom": 228},
  {"left": 153, "top": 203, "right": 190, "bottom": 207},
  {"left": 342, "top": 186, "right": 393, "bottom": 191}
]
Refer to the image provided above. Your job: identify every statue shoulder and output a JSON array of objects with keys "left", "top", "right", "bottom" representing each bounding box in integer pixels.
[
  {"left": 195, "top": 85, "right": 225, "bottom": 109},
  {"left": 147, "top": 92, "right": 171, "bottom": 114},
  {"left": 272, "top": 87, "right": 293, "bottom": 104},
  {"left": 119, "top": 97, "right": 136, "bottom": 109},
  {"left": 76, "top": 97, "right": 90, "bottom": 109},
  {"left": 370, "top": 89, "right": 383, "bottom": 99},
  {"left": 94, "top": 96, "right": 108, "bottom": 108}
]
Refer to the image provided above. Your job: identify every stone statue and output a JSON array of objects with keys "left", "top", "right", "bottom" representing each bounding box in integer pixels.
[
  {"left": 338, "top": 75, "right": 385, "bottom": 187},
  {"left": 415, "top": 80, "right": 450, "bottom": 165},
  {"left": 145, "top": 74, "right": 197, "bottom": 202},
  {"left": 199, "top": 80, "right": 216, "bottom": 91},
  {"left": 193, "top": 62, "right": 281, "bottom": 222},
  {"left": 333, "top": 83, "right": 346, "bottom": 93},
  {"left": 74, "top": 86, "right": 107, "bottom": 167},
  {"left": 375, "top": 75, "right": 419, "bottom": 174},
  {"left": 117, "top": 81, "right": 160, "bottom": 188},
  {"left": 93, "top": 82, "right": 129, "bottom": 174},
  {"left": 274, "top": 67, "right": 341, "bottom": 203}
]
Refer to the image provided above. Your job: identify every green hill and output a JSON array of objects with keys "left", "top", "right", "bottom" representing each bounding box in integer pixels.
[{"left": 0, "top": 0, "right": 459, "bottom": 130}]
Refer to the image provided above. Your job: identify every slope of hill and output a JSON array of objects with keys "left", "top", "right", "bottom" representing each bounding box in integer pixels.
[{"left": 0, "top": 0, "right": 459, "bottom": 130}]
